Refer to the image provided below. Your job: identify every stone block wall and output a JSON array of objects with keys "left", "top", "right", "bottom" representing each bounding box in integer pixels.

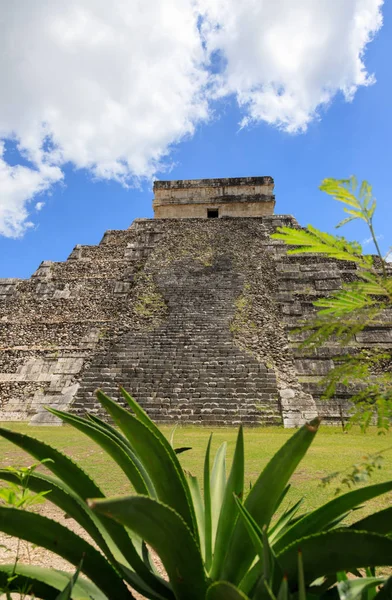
[
  {"left": 0, "top": 215, "right": 390, "bottom": 426},
  {"left": 153, "top": 177, "right": 276, "bottom": 218}
]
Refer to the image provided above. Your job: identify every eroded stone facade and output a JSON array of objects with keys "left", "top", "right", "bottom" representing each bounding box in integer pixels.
[
  {"left": 0, "top": 177, "right": 390, "bottom": 426},
  {"left": 153, "top": 177, "right": 275, "bottom": 219}
]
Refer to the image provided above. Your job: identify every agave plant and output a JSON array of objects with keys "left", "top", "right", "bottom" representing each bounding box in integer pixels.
[{"left": 0, "top": 388, "right": 392, "bottom": 599}]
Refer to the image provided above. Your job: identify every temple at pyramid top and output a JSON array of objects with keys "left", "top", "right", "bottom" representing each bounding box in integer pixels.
[{"left": 153, "top": 176, "right": 275, "bottom": 219}]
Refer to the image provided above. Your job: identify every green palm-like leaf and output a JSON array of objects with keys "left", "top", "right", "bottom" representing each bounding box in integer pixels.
[
  {"left": 0, "top": 506, "right": 131, "bottom": 599},
  {"left": 313, "top": 289, "right": 378, "bottom": 316},
  {"left": 91, "top": 495, "right": 207, "bottom": 600},
  {"left": 271, "top": 225, "right": 367, "bottom": 264},
  {"left": 320, "top": 177, "right": 361, "bottom": 210},
  {"left": 221, "top": 418, "right": 320, "bottom": 585}
]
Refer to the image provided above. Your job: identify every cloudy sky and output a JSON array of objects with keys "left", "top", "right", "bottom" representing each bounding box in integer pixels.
[{"left": 0, "top": 0, "right": 390, "bottom": 277}]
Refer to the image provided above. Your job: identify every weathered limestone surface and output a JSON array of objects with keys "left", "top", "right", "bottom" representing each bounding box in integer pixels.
[
  {"left": 153, "top": 177, "right": 275, "bottom": 219},
  {"left": 0, "top": 213, "right": 390, "bottom": 426}
]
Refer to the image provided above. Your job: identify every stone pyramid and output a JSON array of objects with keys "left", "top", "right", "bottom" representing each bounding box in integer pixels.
[{"left": 1, "top": 177, "right": 390, "bottom": 426}]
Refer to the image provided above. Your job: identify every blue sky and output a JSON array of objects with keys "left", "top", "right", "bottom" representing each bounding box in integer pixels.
[{"left": 0, "top": 0, "right": 390, "bottom": 278}]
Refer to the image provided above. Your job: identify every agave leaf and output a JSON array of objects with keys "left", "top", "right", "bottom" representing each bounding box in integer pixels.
[
  {"left": 234, "top": 495, "right": 264, "bottom": 560},
  {"left": 206, "top": 581, "right": 250, "bottom": 599},
  {"left": 0, "top": 563, "right": 107, "bottom": 600},
  {"left": 97, "top": 390, "right": 197, "bottom": 537},
  {"left": 375, "top": 577, "right": 392, "bottom": 599},
  {"left": 87, "top": 412, "right": 134, "bottom": 449},
  {"left": 274, "top": 485, "right": 291, "bottom": 515},
  {"left": 298, "top": 550, "right": 306, "bottom": 600},
  {"left": 187, "top": 473, "right": 206, "bottom": 560},
  {"left": 204, "top": 434, "right": 213, "bottom": 571},
  {"left": 276, "top": 576, "right": 289, "bottom": 600},
  {"left": 46, "top": 407, "right": 151, "bottom": 495},
  {"left": 0, "top": 469, "right": 116, "bottom": 562},
  {"left": 350, "top": 506, "right": 392, "bottom": 535},
  {"left": 277, "top": 530, "right": 392, "bottom": 591},
  {"left": 55, "top": 560, "right": 83, "bottom": 600},
  {"left": 221, "top": 418, "right": 321, "bottom": 585},
  {"left": 118, "top": 563, "right": 174, "bottom": 600},
  {"left": 338, "top": 577, "right": 386, "bottom": 600},
  {"left": 0, "top": 506, "right": 131, "bottom": 600},
  {"left": 0, "top": 426, "right": 163, "bottom": 596},
  {"left": 0, "top": 426, "right": 103, "bottom": 501},
  {"left": 91, "top": 495, "right": 207, "bottom": 600},
  {"left": 120, "top": 389, "right": 197, "bottom": 521},
  {"left": 211, "top": 442, "right": 227, "bottom": 547},
  {"left": 268, "top": 498, "right": 304, "bottom": 543},
  {"left": 0, "top": 469, "right": 171, "bottom": 599},
  {"left": 211, "top": 426, "right": 244, "bottom": 579},
  {"left": 84, "top": 412, "right": 157, "bottom": 495},
  {"left": 274, "top": 480, "right": 392, "bottom": 553}
]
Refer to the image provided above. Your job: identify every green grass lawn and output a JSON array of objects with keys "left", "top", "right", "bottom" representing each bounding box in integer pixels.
[{"left": 0, "top": 422, "right": 391, "bottom": 522}]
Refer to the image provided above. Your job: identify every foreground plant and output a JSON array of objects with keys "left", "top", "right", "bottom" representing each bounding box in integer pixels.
[
  {"left": 271, "top": 177, "right": 392, "bottom": 430},
  {"left": 0, "top": 389, "right": 392, "bottom": 598}
]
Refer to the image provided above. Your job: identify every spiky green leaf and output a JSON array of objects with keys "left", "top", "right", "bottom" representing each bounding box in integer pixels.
[
  {"left": 221, "top": 418, "right": 320, "bottom": 585},
  {"left": 0, "top": 506, "right": 131, "bottom": 599},
  {"left": 211, "top": 426, "right": 244, "bottom": 579},
  {"left": 96, "top": 390, "right": 197, "bottom": 536},
  {"left": 338, "top": 577, "right": 386, "bottom": 600},
  {"left": 277, "top": 530, "right": 392, "bottom": 591},
  {"left": 204, "top": 434, "right": 213, "bottom": 571},
  {"left": 0, "top": 563, "right": 107, "bottom": 600},
  {"left": 274, "top": 480, "right": 392, "bottom": 553},
  {"left": 207, "top": 581, "right": 250, "bottom": 600},
  {"left": 91, "top": 495, "right": 207, "bottom": 600},
  {"left": 46, "top": 407, "right": 151, "bottom": 495}
]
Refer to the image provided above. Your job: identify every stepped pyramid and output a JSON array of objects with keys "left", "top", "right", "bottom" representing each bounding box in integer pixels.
[{"left": 1, "top": 177, "right": 390, "bottom": 426}]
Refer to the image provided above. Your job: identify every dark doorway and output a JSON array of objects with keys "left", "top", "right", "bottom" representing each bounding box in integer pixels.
[{"left": 207, "top": 208, "right": 219, "bottom": 218}]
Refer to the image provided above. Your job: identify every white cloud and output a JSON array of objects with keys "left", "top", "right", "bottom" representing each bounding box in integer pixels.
[
  {"left": 0, "top": 0, "right": 384, "bottom": 237},
  {"left": 199, "top": 0, "right": 384, "bottom": 132},
  {"left": 0, "top": 143, "right": 63, "bottom": 237}
]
